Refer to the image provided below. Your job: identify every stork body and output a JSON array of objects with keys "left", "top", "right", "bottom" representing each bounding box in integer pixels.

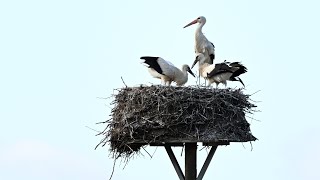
[
  {"left": 140, "top": 56, "right": 195, "bottom": 86},
  {"left": 184, "top": 16, "right": 215, "bottom": 64},
  {"left": 192, "top": 53, "right": 247, "bottom": 87}
]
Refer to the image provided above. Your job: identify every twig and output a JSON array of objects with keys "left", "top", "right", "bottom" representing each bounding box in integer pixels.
[
  {"left": 241, "top": 142, "right": 246, "bottom": 149},
  {"left": 142, "top": 146, "right": 153, "bottom": 159},
  {"left": 245, "top": 115, "right": 261, "bottom": 122},
  {"left": 180, "top": 146, "right": 184, "bottom": 157},
  {"left": 85, "top": 126, "right": 102, "bottom": 133},
  {"left": 151, "top": 146, "right": 158, "bottom": 158},
  {"left": 109, "top": 158, "right": 117, "bottom": 180},
  {"left": 121, "top": 76, "right": 127, "bottom": 87},
  {"left": 96, "top": 96, "right": 113, "bottom": 100},
  {"left": 250, "top": 90, "right": 261, "bottom": 96}
]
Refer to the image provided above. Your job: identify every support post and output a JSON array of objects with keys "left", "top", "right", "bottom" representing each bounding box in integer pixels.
[
  {"left": 197, "top": 146, "right": 218, "bottom": 180},
  {"left": 165, "top": 145, "right": 185, "bottom": 180},
  {"left": 185, "top": 143, "right": 197, "bottom": 180}
]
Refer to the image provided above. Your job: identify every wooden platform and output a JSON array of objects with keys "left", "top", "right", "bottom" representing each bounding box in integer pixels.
[{"left": 121, "top": 139, "right": 244, "bottom": 146}]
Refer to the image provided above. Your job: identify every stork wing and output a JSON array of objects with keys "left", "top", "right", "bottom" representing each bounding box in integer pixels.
[
  {"left": 229, "top": 62, "right": 247, "bottom": 78},
  {"left": 228, "top": 62, "right": 242, "bottom": 67},
  {"left": 156, "top": 58, "right": 176, "bottom": 79},
  {"left": 140, "top": 56, "right": 163, "bottom": 75},
  {"left": 207, "top": 63, "right": 233, "bottom": 78},
  {"left": 205, "top": 41, "right": 215, "bottom": 64},
  {"left": 165, "top": 60, "right": 175, "bottom": 67}
]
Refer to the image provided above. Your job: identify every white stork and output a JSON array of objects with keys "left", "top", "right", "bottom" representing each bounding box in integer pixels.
[
  {"left": 140, "top": 56, "right": 195, "bottom": 86},
  {"left": 191, "top": 53, "right": 247, "bottom": 87},
  {"left": 184, "top": 16, "right": 215, "bottom": 65}
]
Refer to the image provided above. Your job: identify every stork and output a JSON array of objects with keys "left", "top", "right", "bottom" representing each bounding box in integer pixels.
[
  {"left": 140, "top": 56, "right": 195, "bottom": 86},
  {"left": 184, "top": 16, "right": 215, "bottom": 65},
  {"left": 191, "top": 53, "right": 247, "bottom": 87}
]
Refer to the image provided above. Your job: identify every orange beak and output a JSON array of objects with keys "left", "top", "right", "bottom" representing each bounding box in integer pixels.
[{"left": 183, "top": 19, "right": 198, "bottom": 28}]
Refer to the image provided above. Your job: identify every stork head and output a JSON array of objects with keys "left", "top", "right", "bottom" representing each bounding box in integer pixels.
[
  {"left": 191, "top": 53, "right": 206, "bottom": 69},
  {"left": 183, "top": 16, "right": 206, "bottom": 28},
  {"left": 182, "top": 64, "right": 195, "bottom": 77}
]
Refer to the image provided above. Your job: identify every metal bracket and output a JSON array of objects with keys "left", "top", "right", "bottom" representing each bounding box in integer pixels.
[
  {"left": 197, "top": 146, "right": 218, "bottom": 180},
  {"left": 165, "top": 145, "right": 185, "bottom": 180},
  {"left": 164, "top": 144, "right": 219, "bottom": 180}
]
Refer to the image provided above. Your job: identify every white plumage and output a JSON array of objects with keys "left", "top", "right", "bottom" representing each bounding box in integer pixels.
[
  {"left": 141, "top": 56, "right": 195, "bottom": 86},
  {"left": 184, "top": 16, "right": 215, "bottom": 65},
  {"left": 192, "top": 53, "right": 247, "bottom": 87}
]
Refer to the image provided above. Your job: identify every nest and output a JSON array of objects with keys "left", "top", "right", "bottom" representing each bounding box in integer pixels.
[{"left": 97, "top": 85, "right": 257, "bottom": 158}]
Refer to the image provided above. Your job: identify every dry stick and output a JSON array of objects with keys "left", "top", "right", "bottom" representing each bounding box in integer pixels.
[
  {"left": 245, "top": 115, "right": 261, "bottom": 122},
  {"left": 109, "top": 158, "right": 117, "bottom": 180},
  {"left": 85, "top": 126, "right": 102, "bottom": 133},
  {"left": 180, "top": 146, "right": 184, "bottom": 157},
  {"left": 96, "top": 96, "right": 113, "bottom": 100},
  {"left": 250, "top": 90, "right": 261, "bottom": 96},
  {"left": 151, "top": 146, "right": 158, "bottom": 158},
  {"left": 241, "top": 142, "right": 246, "bottom": 149},
  {"left": 199, "top": 146, "right": 207, "bottom": 151},
  {"left": 120, "top": 76, "right": 127, "bottom": 87},
  {"left": 142, "top": 146, "right": 153, "bottom": 159}
]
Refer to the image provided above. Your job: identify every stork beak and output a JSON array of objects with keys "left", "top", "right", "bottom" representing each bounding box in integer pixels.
[
  {"left": 191, "top": 58, "right": 199, "bottom": 69},
  {"left": 183, "top": 19, "right": 198, "bottom": 28},
  {"left": 187, "top": 68, "right": 196, "bottom": 77}
]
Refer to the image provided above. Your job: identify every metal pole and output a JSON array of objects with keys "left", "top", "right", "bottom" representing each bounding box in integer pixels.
[
  {"left": 165, "top": 145, "right": 185, "bottom": 180},
  {"left": 185, "top": 143, "right": 197, "bottom": 180},
  {"left": 197, "top": 146, "right": 218, "bottom": 180}
]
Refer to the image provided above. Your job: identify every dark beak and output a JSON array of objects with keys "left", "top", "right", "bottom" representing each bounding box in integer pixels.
[
  {"left": 191, "top": 58, "right": 199, "bottom": 69},
  {"left": 187, "top": 68, "right": 196, "bottom": 77}
]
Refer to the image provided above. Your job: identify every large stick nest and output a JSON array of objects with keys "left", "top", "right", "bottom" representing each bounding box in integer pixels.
[{"left": 97, "top": 86, "right": 257, "bottom": 158}]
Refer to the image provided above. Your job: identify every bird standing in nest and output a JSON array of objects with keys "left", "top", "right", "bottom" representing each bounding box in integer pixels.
[
  {"left": 141, "top": 56, "right": 195, "bottom": 86},
  {"left": 184, "top": 16, "right": 215, "bottom": 65},
  {"left": 191, "top": 53, "right": 247, "bottom": 87}
]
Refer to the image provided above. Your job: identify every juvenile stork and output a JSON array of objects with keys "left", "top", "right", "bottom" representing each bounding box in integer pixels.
[
  {"left": 140, "top": 56, "right": 195, "bottom": 86},
  {"left": 191, "top": 53, "right": 247, "bottom": 87},
  {"left": 184, "top": 16, "right": 215, "bottom": 64}
]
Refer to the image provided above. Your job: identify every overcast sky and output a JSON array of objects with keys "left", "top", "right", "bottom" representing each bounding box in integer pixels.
[{"left": 1, "top": 0, "right": 320, "bottom": 179}]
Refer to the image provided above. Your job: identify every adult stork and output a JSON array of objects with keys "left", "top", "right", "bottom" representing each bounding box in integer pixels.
[
  {"left": 184, "top": 16, "right": 215, "bottom": 64},
  {"left": 140, "top": 56, "right": 195, "bottom": 86},
  {"left": 191, "top": 53, "right": 247, "bottom": 87}
]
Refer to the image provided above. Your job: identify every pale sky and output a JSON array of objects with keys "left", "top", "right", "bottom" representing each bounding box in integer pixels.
[{"left": 1, "top": 0, "right": 320, "bottom": 179}]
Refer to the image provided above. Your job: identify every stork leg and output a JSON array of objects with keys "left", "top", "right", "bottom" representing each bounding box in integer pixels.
[
  {"left": 207, "top": 81, "right": 211, "bottom": 87},
  {"left": 223, "top": 81, "right": 227, "bottom": 88},
  {"left": 198, "top": 71, "right": 201, "bottom": 86},
  {"left": 161, "top": 78, "right": 166, "bottom": 86}
]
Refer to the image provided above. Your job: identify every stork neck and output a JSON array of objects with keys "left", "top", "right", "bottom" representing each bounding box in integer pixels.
[
  {"left": 199, "top": 62, "right": 210, "bottom": 68},
  {"left": 182, "top": 69, "right": 188, "bottom": 76},
  {"left": 195, "top": 22, "right": 204, "bottom": 35}
]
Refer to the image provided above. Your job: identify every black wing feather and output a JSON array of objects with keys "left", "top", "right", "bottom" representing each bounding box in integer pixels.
[
  {"left": 207, "top": 63, "right": 233, "bottom": 78},
  {"left": 229, "top": 62, "right": 247, "bottom": 78},
  {"left": 140, "top": 56, "right": 163, "bottom": 75}
]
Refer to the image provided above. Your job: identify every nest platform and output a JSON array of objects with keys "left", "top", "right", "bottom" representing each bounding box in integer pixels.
[{"left": 97, "top": 85, "right": 257, "bottom": 159}]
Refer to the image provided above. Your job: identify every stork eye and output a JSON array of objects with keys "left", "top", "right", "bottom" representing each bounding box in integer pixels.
[{"left": 197, "top": 17, "right": 200, "bottom": 20}]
